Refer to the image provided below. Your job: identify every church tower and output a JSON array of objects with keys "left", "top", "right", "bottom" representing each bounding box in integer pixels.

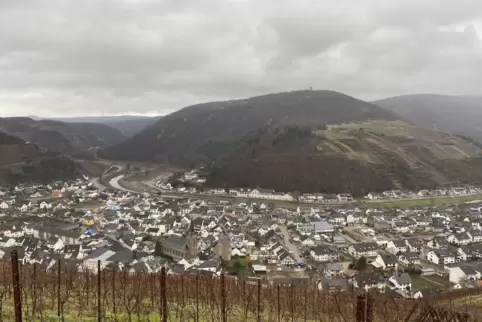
[{"left": 186, "top": 221, "right": 198, "bottom": 258}]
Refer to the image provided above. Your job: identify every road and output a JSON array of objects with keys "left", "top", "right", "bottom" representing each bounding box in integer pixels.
[
  {"left": 279, "top": 225, "right": 303, "bottom": 263},
  {"left": 109, "top": 174, "right": 139, "bottom": 194}
]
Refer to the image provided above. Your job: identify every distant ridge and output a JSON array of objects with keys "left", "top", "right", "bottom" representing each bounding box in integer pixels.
[
  {"left": 0, "top": 131, "right": 78, "bottom": 185},
  {"left": 0, "top": 117, "right": 125, "bottom": 154},
  {"left": 39, "top": 115, "right": 162, "bottom": 137},
  {"left": 373, "top": 94, "right": 482, "bottom": 143}
]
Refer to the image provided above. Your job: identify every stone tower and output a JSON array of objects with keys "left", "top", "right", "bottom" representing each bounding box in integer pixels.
[{"left": 186, "top": 221, "right": 198, "bottom": 258}]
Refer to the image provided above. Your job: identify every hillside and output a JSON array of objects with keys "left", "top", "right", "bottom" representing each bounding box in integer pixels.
[
  {"left": 0, "top": 117, "right": 125, "bottom": 154},
  {"left": 99, "top": 90, "right": 482, "bottom": 195},
  {"left": 41, "top": 115, "right": 162, "bottom": 137},
  {"left": 99, "top": 90, "right": 397, "bottom": 164},
  {"left": 373, "top": 94, "right": 482, "bottom": 143},
  {"left": 0, "top": 132, "right": 78, "bottom": 185},
  {"left": 207, "top": 121, "right": 482, "bottom": 196}
]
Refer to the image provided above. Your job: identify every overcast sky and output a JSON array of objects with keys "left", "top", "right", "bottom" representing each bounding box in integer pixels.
[{"left": 1, "top": 0, "right": 481, "bottom": 117}]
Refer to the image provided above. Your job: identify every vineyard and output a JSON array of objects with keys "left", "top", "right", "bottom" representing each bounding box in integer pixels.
[{"left": 0, "top": 251, "right": 479, "bottom": 321}]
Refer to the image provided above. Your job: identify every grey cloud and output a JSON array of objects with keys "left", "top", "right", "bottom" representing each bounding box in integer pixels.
[{"left": 0, "top": 0, "right": 481, "bottom": 117}]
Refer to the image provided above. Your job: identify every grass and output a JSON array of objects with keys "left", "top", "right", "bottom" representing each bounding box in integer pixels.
[{"left": 411, "top": 275, "right": 450, "bottom": 290}]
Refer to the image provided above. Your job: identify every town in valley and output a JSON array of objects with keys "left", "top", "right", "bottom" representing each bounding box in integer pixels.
[{"left": 2, "top": 167, "right": 482, "bottom": 300}]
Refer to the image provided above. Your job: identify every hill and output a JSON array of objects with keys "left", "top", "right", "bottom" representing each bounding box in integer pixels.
[
  {"left": 99, "top": 90, "right": 482, "bottom": 195},
  {"left": 0, "top": 132, "right": 78, "bottom": 185},
  {"left": 40, "top": 115, "right": 162, "bottom": 137},
  {"left": 0, "top": 117, "right": 125, "bottom": 154},
  {"left": 99, "top": 90, "right": 397, "bottom": 164},
  {"left": 207, "top": 121, "right": 482, "bottom": 196},
  {"left": 373, "top": 94, "right": 482, "bottom": 143}
]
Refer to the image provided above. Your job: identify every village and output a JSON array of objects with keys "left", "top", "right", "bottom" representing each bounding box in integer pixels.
[
  {"left": 158, "top": 169, "right": 482, "bottom": 203},
  {"left": 2, "top": 172, "right": 482, "bottom": 301}
]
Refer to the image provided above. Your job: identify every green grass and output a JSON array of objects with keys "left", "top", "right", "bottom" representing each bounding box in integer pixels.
[{"left": 411, "top": 276, "right": 445, "bottom": 290}]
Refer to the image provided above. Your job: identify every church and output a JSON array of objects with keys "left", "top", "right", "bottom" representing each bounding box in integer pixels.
[{"left": 161, "top": 223, "right": 198, "bottom": 261}]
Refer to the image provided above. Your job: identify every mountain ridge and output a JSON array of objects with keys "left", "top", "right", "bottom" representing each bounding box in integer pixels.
[
  {"left": 0, "top": 131, "right": 78, "bottom": 185},
  {"left": 0, "top": 117, "right": 126, "bottom": 154},
  {"left": 99, "top": 90, "right": 398, "bottom": 164},
  {"left": 373, "top": 94, "right": 482, "bottom": 143}
]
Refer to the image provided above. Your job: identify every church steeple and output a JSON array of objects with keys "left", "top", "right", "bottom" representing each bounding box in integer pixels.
[
  {"left": 186, "top": 220, "right": 198, "bottom": 258},
  {"left": 189, "top": 220, "right": 195, "bottom": 234}
]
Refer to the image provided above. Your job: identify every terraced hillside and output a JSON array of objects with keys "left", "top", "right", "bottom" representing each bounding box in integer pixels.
[{"left": 207, "top": 121, "right": 482, "bottom": 196}]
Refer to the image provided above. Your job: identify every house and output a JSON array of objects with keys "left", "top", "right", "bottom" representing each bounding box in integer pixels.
[
  {"left": 373, "top": 254, "right": 398, "bottom": 270},
  {"left": 398, "top": 252, "right": 421, "bottom": 266},
  {"left": 46, "top": 237, "right": 64, "bottom": 251},
  {"left": 63, "top": 244, "right": 83, "bottom": 260},
  {"left": 405, "top": 239, "right": 424, "bottom": 253},
  {"left": 426, "top": 250, "right": 459, "bottom": 265},
  {"left": 412, "top": 288, "right": 442, "bottom": 299},
  {"left": 310, "top": 246, "right": 340, "bottom": 262},
  {"left": 449, "top": 265, "right": 480, "bottom": 284},
  {"left": 313, "top": 221, "right": 335, "bottom": 234},
  {"left": 352, "top": 272, "right": 385, "bottom": 293},
  {"left": 469, "top": 230, "right": 482, "bottom": 243},
  {"left": 301, "top": 237, "right": 316, "bottom": 247},
  {"left": 279, "top": 251, "right": 296, "bottom": 266},
  {"left": 366, "top": 192, "right": 383, "bottom": 200},
  {"left": 427, "top": 237, "right": 449, "bottom": 250},
  {"left": 318, "top": 278, "right": 348, "bottom": 292},
  {"left": 387, "top": 240, "right": 408, "bottom": 255},
  {"left": 389, "top": 273, "right": 412, "bottom": 291},
  {"left": 447, "top": 232, "right": 472, "bottom": 246},
  {"left": 336, "top": 193, "right": 353, "bottom": 202},
  {"left": 323, "top": 262, "right": 344, "bottom": 277},
  {"left": 145, "top": 227, "right": 162, "bottom": 237},
  {"left": 348, "top": 243, "right": 378, "bottom": 258}
]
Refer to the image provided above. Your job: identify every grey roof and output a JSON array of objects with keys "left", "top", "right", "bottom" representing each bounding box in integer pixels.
[
  {"left": 163, "top": 235, "right": 187, "bottom": 249},
  {"left": 351, "top": 242, "right": 378, "bottom": 252},
  {"left": 392, "top": 273, "right": 412, "bottom": 285},
  {"left": 459, "top": 265, "right": 478, "bottom": 276},
  {"left": 380, "top": 254, "right": 398, "bottom": 265},
  {"left": 313, "top": 221, "right": 334, "bottom": 232},
  {"left": 402, "top": 252, "right": 420, "bottom": 261},
  {"left": 108, "top": 250, "right": 135, "bottom": 263},
  {"left": 390, "top": 240, "right": 407, "bottom": 248}
]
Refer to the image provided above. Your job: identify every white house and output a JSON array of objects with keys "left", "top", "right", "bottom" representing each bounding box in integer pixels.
[
  {"left": 348, "top": 243, "right": 378, "bottom": 258},
  {"left": 301, "top": 237, "right": 316, "bottom": 247},
  {"left": 39, "top": 201, "right": 52, "bottom": 209},
  {"left": 468, "top": 230, "right": 482, "bottom": 243},
  {"left": 449, "top": 266, "right": 480, "bottom": 284},
  {"left": 426, "top": 250, "right": 458, "bottom": 265},
  {"left": 373, "top": 254, "right": 398, "bottom": 270},
  {"left": 447, "top": 232, "right": 472, "bottom": 246},
  {"left": 352, "top": 272, "right": 385, "bottom": 293},
  {"left": 398, "top": 253, "right": 421, "bottom": 266},
  {"left": 387, "top": 240, "right": 408, "bottom": 255},
  {"left": 389, "top": 273, "right": 412, "bottom": 291},
  {"left": 310, "top": 246, "right": 340, "bottom": 262},
  {"left": 0, "top": 202, "right": 9, "bottom": 209},
  {"left": 279, "top": 252, "right": 296, "bottom": 266}
]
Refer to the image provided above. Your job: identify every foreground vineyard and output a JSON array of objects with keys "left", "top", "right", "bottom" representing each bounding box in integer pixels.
[{"left": 0, "top": 256, "right": 479, "bottom": 322}]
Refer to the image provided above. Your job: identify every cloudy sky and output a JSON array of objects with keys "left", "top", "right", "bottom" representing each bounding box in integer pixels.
[{"left": 1, "top": 0, "right": 481, "bottom": 117}]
